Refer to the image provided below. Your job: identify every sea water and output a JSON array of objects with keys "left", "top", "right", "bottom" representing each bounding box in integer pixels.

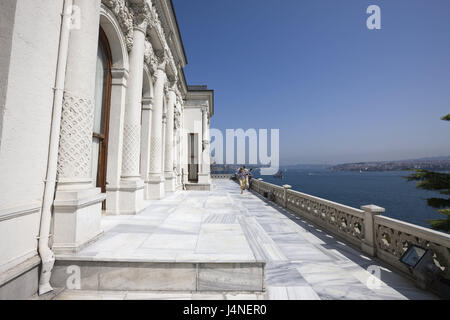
[{"left": 256, "top": 169, "right": 446, "bottom": 231}]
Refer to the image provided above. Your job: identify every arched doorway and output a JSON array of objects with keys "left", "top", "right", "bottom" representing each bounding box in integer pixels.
[{"left": 92, "top": 27, "right": 112, "bottom": 208}]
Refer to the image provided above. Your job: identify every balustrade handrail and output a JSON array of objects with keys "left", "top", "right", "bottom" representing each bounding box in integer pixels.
[
  {"left": 286, "top": 188, "right": 365, "bottom": 218},
  {"left": 257, "top": 181, "right": 284, "bottom": 191},
  {"left": 249, "top": 178, "right": 450, "bottom": 294},
  {"left": 374, "top": 215, "right": 450, "bottom": 247}
]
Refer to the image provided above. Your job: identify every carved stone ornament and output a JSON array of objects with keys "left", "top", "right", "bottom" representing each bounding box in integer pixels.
[
  {"left": 174, "top": 110, "right": 181, "bottom": 129},
  {"left": 128, "top": 0, "right": 150, "bottom": 32},
  {"left": 102, "top": 0, "right": 134, "bottom": 51},
  {"left": 58, "top": 91, "right": 94, "bottom": 179},
  {"left": 144, "top": 39, "right": 157, "bottom": 72}
]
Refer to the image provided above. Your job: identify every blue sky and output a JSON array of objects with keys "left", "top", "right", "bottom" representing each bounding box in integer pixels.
[{"left": 173, "top": 0, "right": 450, "bottom": 165}]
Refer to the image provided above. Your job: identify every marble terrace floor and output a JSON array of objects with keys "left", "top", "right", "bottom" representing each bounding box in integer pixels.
[{"left": 52, "top": 179, "right": 437, "bottom": 300}]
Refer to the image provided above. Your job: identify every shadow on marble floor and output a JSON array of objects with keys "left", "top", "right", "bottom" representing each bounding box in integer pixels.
[{"left": 241, "top": 185, "right": 437, "bottom": 300}]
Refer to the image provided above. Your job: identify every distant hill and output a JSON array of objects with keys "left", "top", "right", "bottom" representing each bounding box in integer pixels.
[
  {"left": 282, "top": 164, "right": 331, "bottom": 171},
  {"left": 331, "top": 156, "right": 450, "bottom": 172}
]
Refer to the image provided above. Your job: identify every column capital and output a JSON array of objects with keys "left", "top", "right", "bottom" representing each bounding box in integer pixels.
[
  {"left": 176, "top": 93, "right": 184, "bottom": 105},
  {"left": 155, "top": 49, "right": 167, "bottom": 70},
  {"left": 201, "top": 105, "right": 210, "bottom": 118},
  {"left": 129, "top": 0, "right": 150, "bottom": 33},
  {"left": 167, "top": 74, "right": 178, "bottom": 89},
  {"left": 154, "top": 65, "right": 167, "bottom": 83},
  {"left": 103, "top": 0, "right": 135, "bottom": 52}
]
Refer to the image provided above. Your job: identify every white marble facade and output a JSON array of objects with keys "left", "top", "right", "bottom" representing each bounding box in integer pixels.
[{"left": 0, "top": 0, "right": 213, "bottom": 299}]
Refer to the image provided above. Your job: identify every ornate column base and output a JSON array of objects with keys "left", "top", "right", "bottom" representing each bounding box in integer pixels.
[
  {"left": 198, "top": 173, "right": 211, "bottom": 186},
  {"left": 106, "top": 179, "right": 145, "bottom": 215},
  {"left": 52, "top": 187, "right": 106, "bottom": 254},
  {"left": 176, "top": 173, "right": 182, "bottom": 190},
  {"left": 146, "top": 175, "right": 166, "bottom": 200},
  {"left": 164, "top": 172, "right": 176, "bottom": 192}
]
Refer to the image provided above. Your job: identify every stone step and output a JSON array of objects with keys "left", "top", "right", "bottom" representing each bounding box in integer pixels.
[
  {"left": 48, "top": 289, "right": 266, "bottom": 300},
  {"left": 50, "top": 259, "right": 265, "bottom": 293},
  {"left": 185, "top": 183, "right": 212, "bottom": 191}
]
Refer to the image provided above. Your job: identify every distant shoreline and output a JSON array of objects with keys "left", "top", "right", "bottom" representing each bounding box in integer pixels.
[{"left": 330, "top": 159, "right": 450, "bottom": 172}]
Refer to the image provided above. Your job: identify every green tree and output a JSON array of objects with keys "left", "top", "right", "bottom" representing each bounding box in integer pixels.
[{"left": 406, "top": 115, "right": 450, "bottom": 232}]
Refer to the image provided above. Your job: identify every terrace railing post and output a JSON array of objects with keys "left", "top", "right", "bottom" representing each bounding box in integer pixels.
[
  {"left": 257, "top": 178, "right": 263, "bottom": 194},
  {"left": 282, "top": 185, "right": 292, "bottom": 208},
  {"left": 361, "top": 205, "right": 385, "bottom": 257}
]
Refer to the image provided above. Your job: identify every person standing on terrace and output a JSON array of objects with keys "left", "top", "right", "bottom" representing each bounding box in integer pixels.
[{"left": 237, "top": 168, "right": 247, "bottom": 194}]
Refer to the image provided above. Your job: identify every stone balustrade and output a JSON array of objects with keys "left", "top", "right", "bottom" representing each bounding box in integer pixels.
[
  {"left": 374, "top": 215, "right": 450, "bottom": 278},
  {"left": 250, "top": 178, "right": 450, "bottom": 287}
]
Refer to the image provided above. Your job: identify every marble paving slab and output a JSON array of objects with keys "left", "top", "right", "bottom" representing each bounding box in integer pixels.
[{"left": 52, "top": 179, "right": 438, "bottom": 300}]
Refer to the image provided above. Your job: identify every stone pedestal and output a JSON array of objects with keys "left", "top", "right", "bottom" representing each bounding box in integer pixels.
[
  {"left": 282, "top": 185, "right": 292, "bottom": 208},
  {"left": 361, "top": 205, "right": 385, "bottom": 256},
  {"left": 53, "top": 188, "right": 105, "bottom": 254},
  {"left": 53, "top": 0, "right": 103, "bottom": 253}
]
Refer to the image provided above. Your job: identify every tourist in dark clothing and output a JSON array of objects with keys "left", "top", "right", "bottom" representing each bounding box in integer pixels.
[{"left": 248, "top": 168, "right": 254, "bottom": 190}]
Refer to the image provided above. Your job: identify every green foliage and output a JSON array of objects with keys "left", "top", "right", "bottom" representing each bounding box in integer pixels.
[
  {"left": 438, "top": 209, "right": 450, "bottom": 216},
  {"left": 405, "top": 114, "right": 450, "bottom": 231},
  {"left": 406, "top": 169, "right": 450, "bottom": 232},
  {"left": 406, "top": 170, "right": 450, "bottom": 191},
  {"left": 427, "top": 198, "right": 450, "bottom": 208},
  {"left": 426, "top": 218, "right": 450, "bottom": 231}
]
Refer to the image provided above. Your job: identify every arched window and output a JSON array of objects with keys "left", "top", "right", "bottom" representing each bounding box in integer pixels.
[{"left": 92, "top": 27, "right": 112, "bottom": 204}]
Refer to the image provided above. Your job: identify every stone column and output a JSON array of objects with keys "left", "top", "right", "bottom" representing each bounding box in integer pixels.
[
  {"left": 175, "top": 129, "right": 180, "bottom": 188},
  {"left": 182, "top": 106, "right": 189, "bottom": 186},
  {"left": 198, "top": 106, "right": 211, "bottom": 186},
  {"left": 147, "top": 62, "right": 167, "bottom": 199},
  {"left": 361, "top": 205, "right": 385, "bottom": 256},
  {"left": 161, "top": 112, "right": 167, "bottom": 180},
  {"left": 141, "top": 97, "right": 153, "bottom": 199},
  {"left": 117, "top": 11, "right": 148, "bottom": 214},
  {"left": 174, "top": 103, "right": 182, "bottom": 188},
  {"left": 53, "top": 0, "right": 105, "bottom": 254},
  {"left": 164, "top": 85, "right": 176, "bottom": 192}
]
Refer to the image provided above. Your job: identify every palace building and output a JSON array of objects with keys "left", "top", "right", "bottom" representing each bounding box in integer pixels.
[
  {"left": 2, "top": 0, "right": 446, "bottom": 302},
  {"left": 0, "top": 0, "right": 213, "bottom": 299}
]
